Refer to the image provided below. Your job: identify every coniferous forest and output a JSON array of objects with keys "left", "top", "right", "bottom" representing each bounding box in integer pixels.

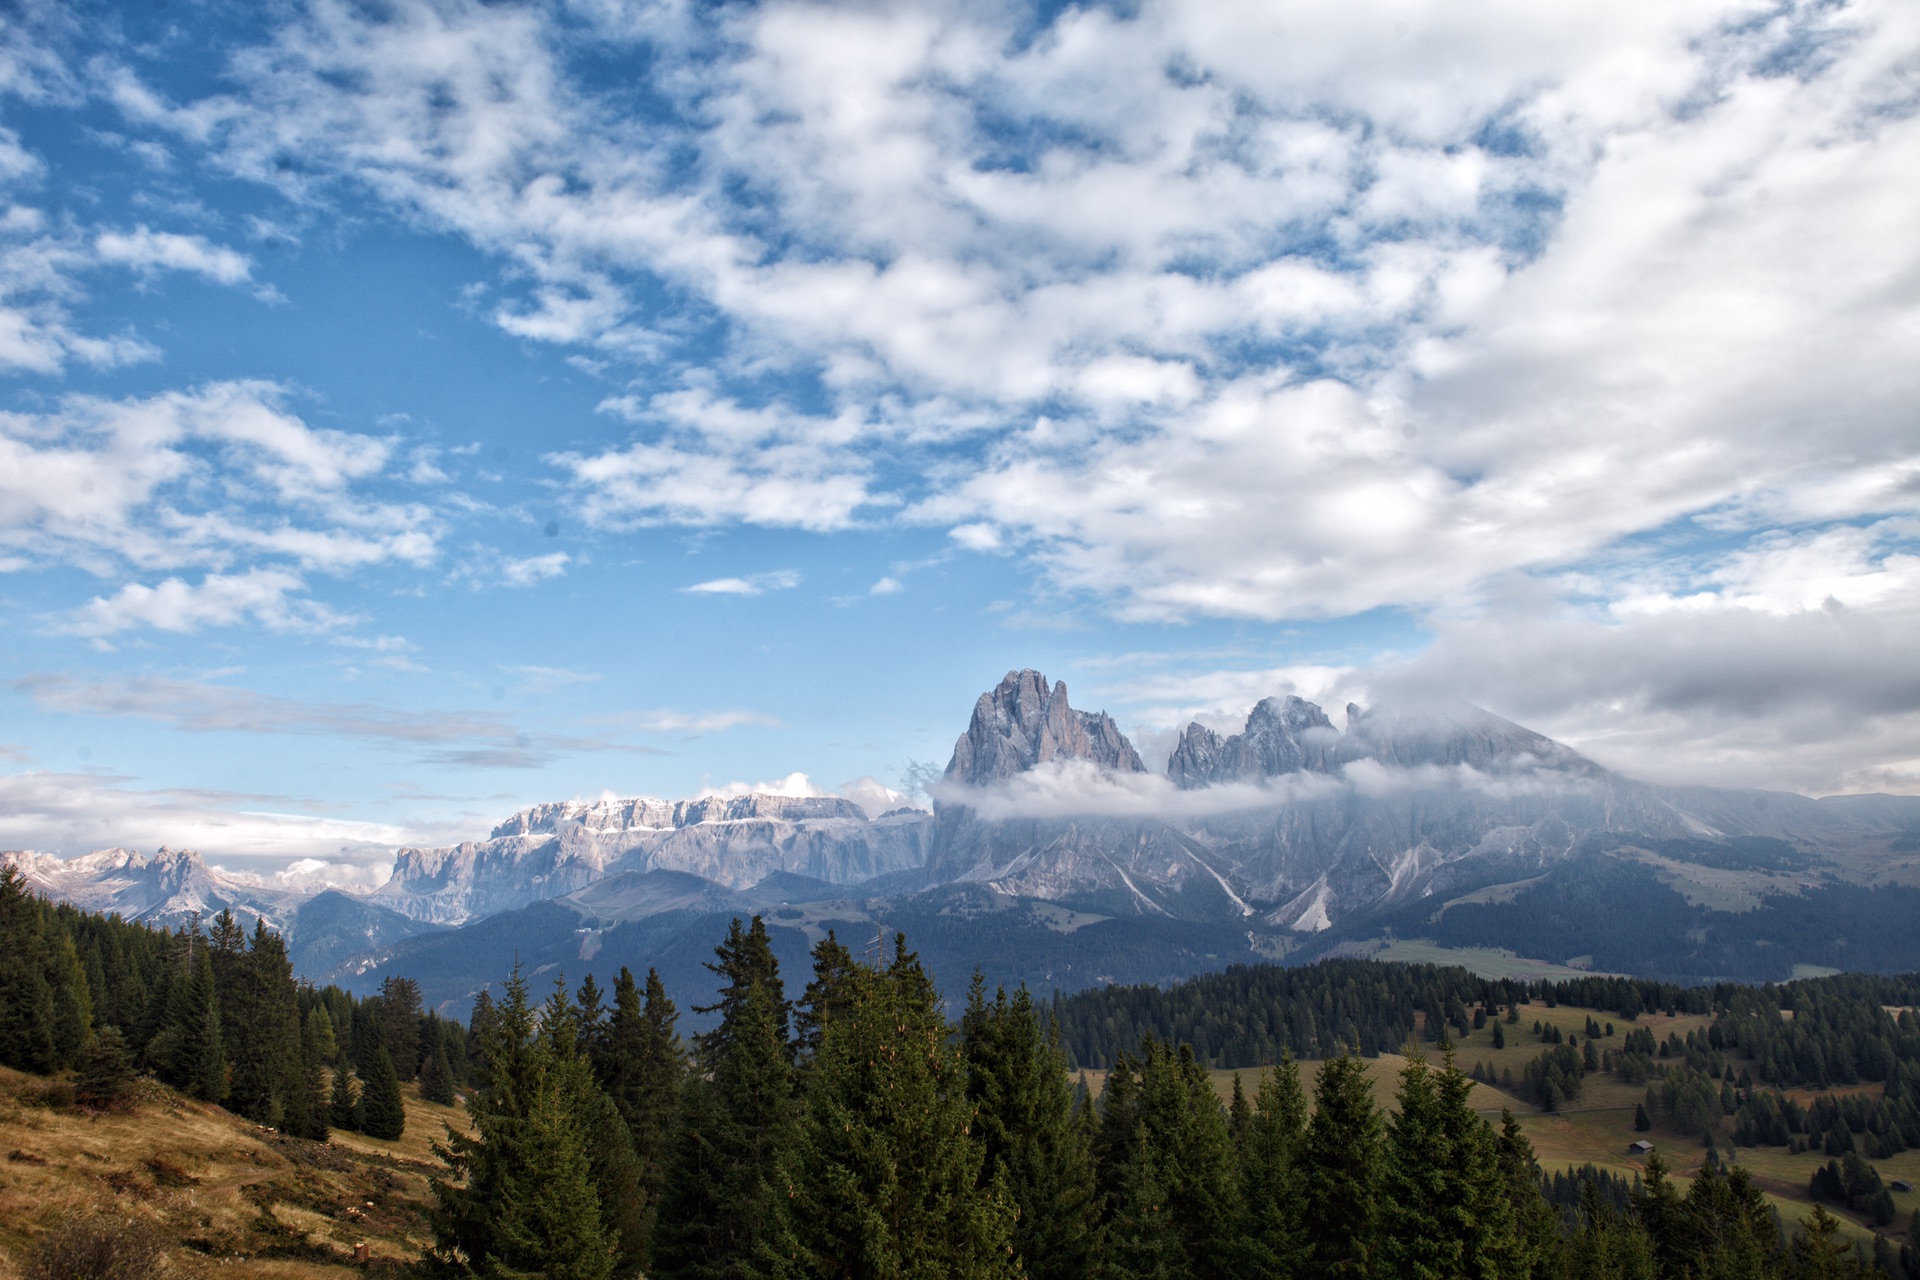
[
  {"left": 0, "top": 865, "right": 468, "bottom": 1141},
  {"left": 7, "top": 864, "right": 1920, "bottom": 1278}
]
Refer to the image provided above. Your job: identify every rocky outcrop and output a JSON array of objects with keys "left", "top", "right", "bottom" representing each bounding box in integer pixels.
[
  {"left": 945, "top": 670, "right": 1146, "bottom": 785},
  {"left": 1167, "top": 695, "right": 1342, "bottom": 787}
]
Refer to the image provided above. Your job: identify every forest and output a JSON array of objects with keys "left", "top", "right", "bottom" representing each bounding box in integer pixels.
[
  {"left": 4, "top": 864, "right": 1920, "bottom": 1278},
  {"left": 0, "top": 865, "right": 469, "bottom": 1144}
]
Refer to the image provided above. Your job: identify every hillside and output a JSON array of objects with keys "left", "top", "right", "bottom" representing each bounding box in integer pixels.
[{"left": 0, "top": 1067, "right": 466, "bottom": 1278}]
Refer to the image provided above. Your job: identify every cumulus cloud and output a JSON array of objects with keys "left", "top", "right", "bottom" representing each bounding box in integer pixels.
[
  {"left": 93, "top": 0, "right": 1915, "bottom": 636},
  {"left": 0, "top": 382, "right": 437, "bottom": 624},
  {"left": 60, "top": 568, "right": 351, "bottom": 637},
  {"left": 93, "top": 225, "right": 252, "bottom": 285}
]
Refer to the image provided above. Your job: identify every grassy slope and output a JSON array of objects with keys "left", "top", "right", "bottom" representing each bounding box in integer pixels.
[{"left": 0, "top": 1066, "right": 470, "bottom": 1279}]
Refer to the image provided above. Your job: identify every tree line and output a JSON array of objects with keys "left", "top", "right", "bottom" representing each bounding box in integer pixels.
[
  {"left": 0, "top": 866, "right": 466, "bottom": 1139},
  {"left": 426, "top": 915, "right": 1910, "bottom": 1280}
]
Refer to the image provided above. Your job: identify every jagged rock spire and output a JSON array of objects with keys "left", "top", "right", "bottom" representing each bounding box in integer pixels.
[{"left": 944, "top": 669, "right": 1146, "bottom": 785}]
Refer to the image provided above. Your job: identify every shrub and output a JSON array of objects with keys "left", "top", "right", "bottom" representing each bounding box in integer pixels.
[{"left": 24, "top": 1218, "right": 163, "bottom": 1280}]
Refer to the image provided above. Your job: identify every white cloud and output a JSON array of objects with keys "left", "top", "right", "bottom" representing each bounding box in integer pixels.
[
  {"left": 696, "top": 770, "right": 825, "bottom": 801},
  {"left": 73, "top": 0, "right": 1920, "bottom": 795},
  {"left": 0, "top": 381, "right": 439, "bottom": 633},
  {"left": 869, "top": 576, "right": 902, "bottom": 595},
  {"left": 0, "top": 381, "right": 424, "bottom": 566},
  {"left": 837, "top": 775, "right": 912, "bottom": 818},
  {"left": 59, "top": 567, "right": 352, "bottom": 637},
  {"left": 500, "top": 551, "right": 570, "bottom": 587},
  {"left": 0, "top": 768, "right": 435, "bottom": 865},
  {"left": 683, "top": 568, "right": 803, "bottom": 596},
  {"left": 93, "top": 225, "right": 252, "bottom": 285}
]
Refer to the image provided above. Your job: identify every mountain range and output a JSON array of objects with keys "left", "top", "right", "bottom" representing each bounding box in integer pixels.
[{"left": 9, "top": 669, "right": 1920, "bottom": 1011}]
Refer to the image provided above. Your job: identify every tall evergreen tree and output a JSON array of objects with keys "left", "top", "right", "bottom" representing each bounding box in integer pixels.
[
  {"left": 654, "top": 917, "right": 799, "bottom": 1280},
  {"left": 1302, "top": 1052, "right": 1382, "bottom": 1280},
  {"left": 789, "top": 935, "right": 1016, "bottom": 1280},
  {"left": 379, "top": 974, "right": 423, "bottom": 1081},
  {"left": 961, "top": 975, "right": 1099, "bottom": 1280},
  {"left": 0, "top": 867, "right": 59, "bottom": 1074},
  {"left": 1132, "top": 1038, "right": 1243, "bottom": 1280},
  {"left": 1494, "top": 1110, "right": 1565, "bottom": 1279},
  {"left": 543, "top": 977, "right": 649, "bottom": 1278},
  {"left": 1240, "top": 1054, "right": 1310, "bottom": 1278},
  {"left": 793, "top": 930, "right": 860, "bottom": 1067},
  {"left": 330, "top": 1062, "right": 361, "bottom": 1132},
  {"left": 359, "top": 1039, "right": 408, "bottom": 1141},
  {"left": 423, "top": 965, "right": 616, "bottom": 1280}
]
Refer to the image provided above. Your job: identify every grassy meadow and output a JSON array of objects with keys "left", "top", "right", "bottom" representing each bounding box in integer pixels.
[{"left": 0, "top": 1065, "right": 470, "bottom": 1278}]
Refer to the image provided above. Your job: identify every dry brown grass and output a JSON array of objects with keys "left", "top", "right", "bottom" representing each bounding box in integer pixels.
[{"left": 0, "top": 1065, "right": 469, "bottom": 1279}]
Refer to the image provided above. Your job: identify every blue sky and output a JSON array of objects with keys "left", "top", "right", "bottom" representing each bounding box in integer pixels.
[{"left": 2, "top": 0, "right": 1918, "bottom": 883}]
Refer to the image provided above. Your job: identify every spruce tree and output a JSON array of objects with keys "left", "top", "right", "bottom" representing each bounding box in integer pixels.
[
  {"left": 0, "top": 867, "right": 59, "bottom": 1074},
  {"left": 543, "top": 977, "right": 649, "bottom": 1277},
  {"left": 654, "top": 917, "right": 799, "bottom": 1280},
  {"left": 793, "top": 930, "right": 860, "bottom": 1066},
  {"left": 423, "top": 964, "right": 616, "bottom": 1280},
  {"left": 961, "top": 976, "right": 1099, "bottom": 1280},
  {"left": 329, "top": 1064, "right": 361, "bottom": 1132},
  {"left": 1101, "top": 1126, "right": 1187, "bottom": 1280},
  {"left": 359, "top": 1040, "right": 408, "bottom": 1140},
  {"left": 295, "top": 1005, "right": 331, "bottom": 1142},
  {"left": 1135, "top": 1039, "right": 1243, "bottom": 1280},
  {"left": 1495, "top": 1110, "right": 1565, "bottom": 1279},
  {"left": 789, "top": 935, "right": 1016, "bottom": 1280},
  {"left": 1302, "top": 1052, "right": 1382, "bottom": 1280},
  {"left": 379, "top": 975, "right": 423, "bottom": 1081},
  {"left": 1239, "top": 1054, "right": 1310, "bottom": 1278},
  {"left": 421, "top": 1049, "right": 457, "bottom": 1105}
]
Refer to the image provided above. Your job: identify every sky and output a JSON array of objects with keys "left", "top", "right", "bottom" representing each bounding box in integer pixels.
[{"left": 1, "top": 0, "right": 1918, "bottom": 885}]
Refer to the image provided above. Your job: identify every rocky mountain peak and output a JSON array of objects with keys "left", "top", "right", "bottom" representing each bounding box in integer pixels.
[
  {"left": 1168, "top": 694, "right": 1343, "bottom": 788},
  {"left": 945, "top": 669, "right": 1146, "bottom": 786}
]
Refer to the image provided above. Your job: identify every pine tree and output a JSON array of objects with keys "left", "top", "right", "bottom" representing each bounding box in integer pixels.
[
  {"left": 1495, "top": 1110, "right": 1565, "bottom": 1279},
  {"left": 794, "top": 929, "right": 860, "bottom": 1067},
  {"left": 961, "top": 976, "right": 1099, "bottom": 1280},
  {"left": 1302, "top": 1052, "right": 1382, "bottom": 1279},
  {"left": 654, "top": 917, "right": 799, "bottom": 1280},
  {"left": 359, "top": 1039, "right": 407, "bottom": 1140},
  {"left": 1239, "top": 1054, "right": 1310, "bottom": 1278},
  {"left": 596, "top": 965, "right": 684, "bottom": 1270},
  {"left": 420, "top": 1050, "right": 455, "bottom": 1105},
  {"left": 0, "top": 868, "right": 59, "bottom": 1074},
  {"left": 329, "top": 1063, "right": 361, "bottom": 1131},
  {"left": 423, "top": 964, "right": 616, "bottom": 1280},
  {"left": 379, "top": 975, "right": 423, "bottom": 1081},
  {"left": 789, "top": 935, "right": 1016, "bottom": 1280},
  {"left": 543, "top": 977, "right": 649, "bottom": 1277}
]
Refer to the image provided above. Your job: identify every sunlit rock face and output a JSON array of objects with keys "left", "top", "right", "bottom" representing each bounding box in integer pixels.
[{"left": 375, "top": 793, "right": 933, "bottom": 925}]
